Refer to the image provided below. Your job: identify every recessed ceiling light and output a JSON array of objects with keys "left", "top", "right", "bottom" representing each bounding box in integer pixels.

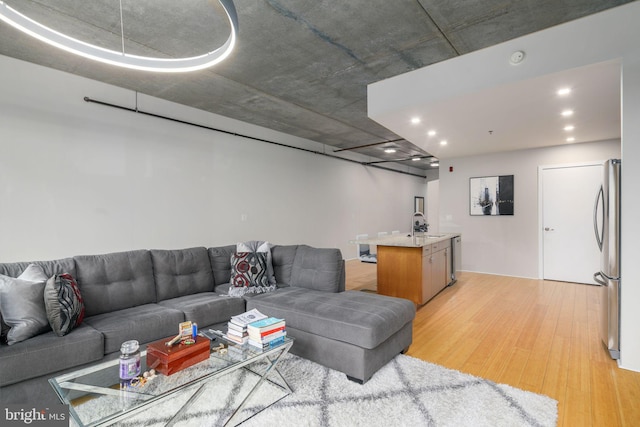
[
  {"left": 566, "top": 137, "right": 575, "bottom": 142},
  {"left": 411, "top": 117, "right": 421, "bottom": 124},
  {"left": 384, "top": 148, "right": 397, "bottom": 153},
  {"left": 561, "top": 109, "right": 574, "bottom": 117},
  {"left": 564, "top": 125, "right": 575, "bottom": 131},
  {"left": 440, "top": 140, "right": 448, "bottom": 146},
  {"left": 411, "top": 157, "right": 421, "bottom": 161},
  {"left": 427, "top": 130, "right": 437, "bottom": 137},
  {"left": 430, "top": 162, "right": 440, "bottom": 167},
  {"left": 557, "top": 88, "right": 572, "bottom": 96}
]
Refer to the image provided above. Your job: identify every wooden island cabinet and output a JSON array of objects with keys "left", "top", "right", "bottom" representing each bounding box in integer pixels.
[{"left": 355, "top": 234, "right": 458, "bottom": 306}]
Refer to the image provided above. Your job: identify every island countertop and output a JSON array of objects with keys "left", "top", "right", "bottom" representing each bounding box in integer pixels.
[{"left": 349, "top": 233, "right": 460, "bottom": 248}]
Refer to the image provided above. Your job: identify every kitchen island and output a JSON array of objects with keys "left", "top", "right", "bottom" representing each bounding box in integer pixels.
[{"left": 352, "top": 234, "right": 461, "bottom": 305}]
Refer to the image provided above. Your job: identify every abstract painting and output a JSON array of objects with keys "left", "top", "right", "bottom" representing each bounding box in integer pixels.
[{"left": 469, "top": 175, "right": 514, "bottom": 216}]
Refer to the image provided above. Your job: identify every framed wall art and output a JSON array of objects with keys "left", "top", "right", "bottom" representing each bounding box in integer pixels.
[
  {"left": 414, "top": 196, "right": 424, "bottom": 214},
  {"left": 469, "top": 175, "right": 514, "bottom": 216}
]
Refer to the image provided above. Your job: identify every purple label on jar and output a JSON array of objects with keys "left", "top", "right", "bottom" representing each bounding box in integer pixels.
[{"left": 119, "top": 357, "right": 141, "bottom": 379}]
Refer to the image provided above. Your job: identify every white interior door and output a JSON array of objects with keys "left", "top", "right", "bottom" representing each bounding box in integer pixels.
[{"left": 542, "top": 164, "right": 602, "bottom": 284}]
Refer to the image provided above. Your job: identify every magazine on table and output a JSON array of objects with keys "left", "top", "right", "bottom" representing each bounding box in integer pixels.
[{"left": 229, "top": 309, "right": 268, "bottom": 327}]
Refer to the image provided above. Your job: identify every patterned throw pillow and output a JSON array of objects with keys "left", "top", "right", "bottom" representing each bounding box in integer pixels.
[
  {"left": 44, "top": 273, "right": 85, "bottom": 336},
  {"left": 228, "top": 252, "right": 276, "bottom": 297},
  {"left": 237, "top": 241, "right": 277, "bottom": 286}
]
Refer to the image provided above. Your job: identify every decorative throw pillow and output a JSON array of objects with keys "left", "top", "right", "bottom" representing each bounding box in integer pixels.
[
  {"left": 0, "top": 264, "right": 50, "bottom": 345},
  {"left": 44, "top": 273, "right": 85, "bottom": 336},
  {"left": 237, "top": 241, "right": 277, "bottom": 285},
  {"left": 228, "top": 252, "right": 276, "bottom": 297}
]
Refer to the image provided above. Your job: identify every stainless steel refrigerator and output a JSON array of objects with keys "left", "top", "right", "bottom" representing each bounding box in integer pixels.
[{"left": 593, "top": 158, "right": 621, "bottom": 359}]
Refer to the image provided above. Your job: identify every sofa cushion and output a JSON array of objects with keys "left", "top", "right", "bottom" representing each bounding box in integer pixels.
[
  {"left": 83, "top": 304, "right": 184, "bottom": 354},
  {"left": 150, "top": 247, "right": 214, "bottom": 301},
  {"left": 290, "top": 246, "right": 344, "bottom": 293},
  {"left": 74, "top": 250, "right": 156, "bottom": 317},
  {"left": 271, "top": 245, "right": 298, "bottom": 286},
  {"left": 0, "top": 323, "right": 104, "bottom": 387},
  {"left": 208, "top": 245, "right": 236, "bottom": 286},
  {"left": 158, "top": 293, "right": 246, "bottom": 327},
  {"left": 0, "top": 258, "right": 76, "bottom": 340},
  {"left": 0, "top": 264, "right": 50, "bottom": 345},
  {"left": 247, "top": 288, "right": 415, "bottom": 349}
]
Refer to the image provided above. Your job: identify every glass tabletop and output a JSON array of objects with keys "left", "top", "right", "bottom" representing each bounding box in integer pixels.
[{"left": 49, "top": 336, "right": 294, "bottom": 426}]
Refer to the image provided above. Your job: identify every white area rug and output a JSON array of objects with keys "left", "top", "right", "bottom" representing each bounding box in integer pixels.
[{"left": 81, "top": 354, "right": 557, "bottom": 427}]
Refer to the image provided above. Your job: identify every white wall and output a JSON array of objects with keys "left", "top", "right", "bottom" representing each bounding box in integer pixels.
[
  {"left": 439, "top": 140, "right": 620, "bottom": 278},
  {"left": 426, "top": 180, "right": 439, "bottom": 233},
  {"left": 0, "top": 55, "right": 426, "bottom": 262}
]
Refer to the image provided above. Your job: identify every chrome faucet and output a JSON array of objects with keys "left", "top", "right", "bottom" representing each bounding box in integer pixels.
[{"left": 411, "top": 211, "right": 429, "bottom": 237}]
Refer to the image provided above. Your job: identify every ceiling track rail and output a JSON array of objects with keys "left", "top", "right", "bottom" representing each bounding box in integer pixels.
[
  {"left": 332, "top": 139, "right": 404, "bottom": 153},
  {"left": 83, "top": 96, "right": 427, "bottom": 179},
  {"left": 365, "top": 156, "right": 434, "bottom": 165}
]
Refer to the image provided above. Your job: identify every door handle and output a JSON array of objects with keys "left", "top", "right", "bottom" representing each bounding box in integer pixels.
[
  {"left": 594, "top": 186, "right": 604, "bottom": 251},
  {"left": 593, "top": 271, "right": 607, "bottom": 286},
  {"left": 544, "top": 227, "right": 555, "bottom": 231}
]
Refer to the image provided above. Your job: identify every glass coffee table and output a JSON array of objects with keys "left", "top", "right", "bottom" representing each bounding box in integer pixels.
[{"left": 49, "top": 336, "right": 294, "bottom": 426}]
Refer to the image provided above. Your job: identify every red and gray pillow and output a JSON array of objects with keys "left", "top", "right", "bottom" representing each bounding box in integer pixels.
[{"left": 228, "top": 252, "right": 276, "bottom": 297}]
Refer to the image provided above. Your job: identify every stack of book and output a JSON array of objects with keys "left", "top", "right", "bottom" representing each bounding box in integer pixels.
[
  {"left": 247, "top": 317, "right": 286, "bottom": 350},
  {"left": 225, "top": 308, "right": 267, "bottom": 345}
]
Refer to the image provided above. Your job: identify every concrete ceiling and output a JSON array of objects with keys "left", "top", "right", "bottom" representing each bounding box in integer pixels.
[{"left": 0, "top": 0, "right": 633, "bottom": 170}]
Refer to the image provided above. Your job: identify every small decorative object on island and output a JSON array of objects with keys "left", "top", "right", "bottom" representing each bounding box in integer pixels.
[{"left": 119, "top": 340, "right": 141, "bottom": 380}]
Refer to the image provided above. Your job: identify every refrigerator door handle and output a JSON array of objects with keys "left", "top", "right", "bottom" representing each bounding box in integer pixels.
[
  {"left": 593, "top": 185, "right": 604, "bottom": 251},
  {"left": 593, "top": 271, "right": 607, "bottom": 286}
]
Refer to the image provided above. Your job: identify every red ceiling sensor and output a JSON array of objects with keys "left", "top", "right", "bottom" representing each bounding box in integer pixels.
[{"left": 449, "top": 166, "right": 453, "bottom": 172}]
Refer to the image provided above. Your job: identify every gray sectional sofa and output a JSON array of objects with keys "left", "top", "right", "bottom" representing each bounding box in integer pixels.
[{"left": 0, "top": 244, "right": 415, "bottom": 405}]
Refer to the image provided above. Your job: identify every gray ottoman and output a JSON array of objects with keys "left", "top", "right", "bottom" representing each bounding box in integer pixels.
[{"left": 247, "top": 288, "right": 416, "bottom": 383}]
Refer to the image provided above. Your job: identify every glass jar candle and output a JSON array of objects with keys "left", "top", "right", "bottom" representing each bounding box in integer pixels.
[{"left": 119, "top": 340, "right": 141, "bottom": 380}]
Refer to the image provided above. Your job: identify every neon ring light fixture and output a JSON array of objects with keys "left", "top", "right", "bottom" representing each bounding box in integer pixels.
[{"left": 0, "top": 0, "right": 238, "bottom": 73}]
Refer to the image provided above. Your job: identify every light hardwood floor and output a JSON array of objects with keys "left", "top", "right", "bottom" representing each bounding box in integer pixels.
[{"left": 345, "top": 259, "right": 640, "bottom": 426}]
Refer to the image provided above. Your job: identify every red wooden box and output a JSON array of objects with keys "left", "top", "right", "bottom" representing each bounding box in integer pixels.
[{"left": 146, "top": 336, "right": 210, "bottom": 376}]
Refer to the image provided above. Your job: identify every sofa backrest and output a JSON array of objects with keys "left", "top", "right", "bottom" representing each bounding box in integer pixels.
[
  {"left": 0, "top": 258, "right": 76, "bottom": 279},
  {"left": 1, "top": 243, "right": 345, "bottom": 326},
  {"left": 208, "top": 244, "right": 345, "bottom": 293},
  {"left": 207, "top": 245, "right": 236, "bottom": 286},
  {"left": 74, "top": 250, "right": 156, "bottom": 317},
  {"left": 151, "top": 247, "right": 214, "bottom": 301},
  {"left": 289, "top": 245, "right": 345, "bottom": 293},
  {"left": 270, "top": 245, "right": 299, "bottom": 286}
]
